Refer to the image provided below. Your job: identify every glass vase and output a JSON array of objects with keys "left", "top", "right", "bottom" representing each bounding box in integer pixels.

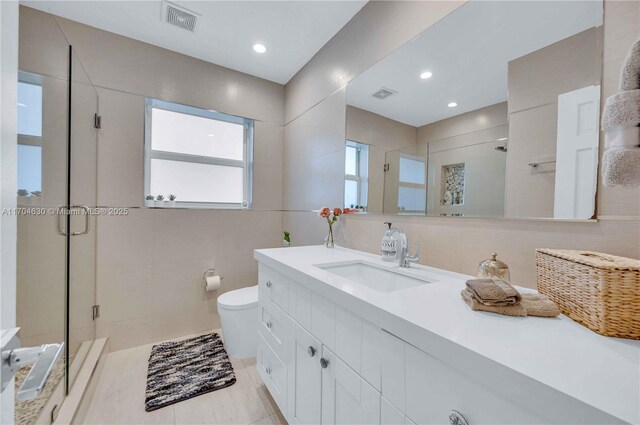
[{"left": 325, "top": 222, "right": 335, "bottom": 248}]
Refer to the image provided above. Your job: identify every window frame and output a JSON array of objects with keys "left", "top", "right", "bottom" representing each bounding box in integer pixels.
[
  {"left": 17, "top": 72, "right": 44, "bottom": 195},
  {"left": 144, "top": 98, "right": 254, "bottom": 209},
  {"left": 344, "top": 140, "right": 368, "bottom": 209}
]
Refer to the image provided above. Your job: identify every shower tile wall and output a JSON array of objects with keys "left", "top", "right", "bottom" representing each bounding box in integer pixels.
[{"left": 20, "top": 6, "right": 285, "bottom": 351}]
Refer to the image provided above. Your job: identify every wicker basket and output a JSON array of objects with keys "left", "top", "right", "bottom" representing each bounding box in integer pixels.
[{"left": 536, "top": 249, "right": 640, "bottom": 339}]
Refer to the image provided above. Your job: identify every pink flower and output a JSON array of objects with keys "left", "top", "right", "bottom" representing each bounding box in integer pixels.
[
  {"left": 342, "top": 208, "right": 357, "bottom": 214},
  {"left": 318, "top": 207, "right": 330, "bottom": 218},
  {"left": 333, "top": 208, "right": 342, "bottom": 217}
]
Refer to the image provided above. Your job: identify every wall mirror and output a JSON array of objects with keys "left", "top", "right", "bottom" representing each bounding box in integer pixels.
[{"left": 345, "top": 0, "right": 604, "bottom": 219}]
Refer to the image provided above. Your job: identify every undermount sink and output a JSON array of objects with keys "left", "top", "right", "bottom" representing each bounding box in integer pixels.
[{"left": 314, "top": 260, "right": 435, "bottom": 293}]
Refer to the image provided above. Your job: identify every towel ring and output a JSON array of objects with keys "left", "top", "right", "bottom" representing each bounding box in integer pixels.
[{"left": 203, "top": 268, "right": 223, "bottom": 282}]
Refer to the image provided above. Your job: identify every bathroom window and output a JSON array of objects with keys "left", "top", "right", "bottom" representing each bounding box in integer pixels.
[
  {"left": 344, "top": 140, "right": 368, "bottom": 209},
  {"left": 17, "top": 73, "right": 43, "bottom": 196},
  {"left": 144, "top": 98, "right": 253, "bottom": 209}
]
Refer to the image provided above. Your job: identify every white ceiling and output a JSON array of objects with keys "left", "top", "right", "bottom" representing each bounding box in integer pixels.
[
  {"left": 346, "top": 1, "right": 603, "bottom": 127},
  {"left": 24, "top": 0, "right": 367, "bottom": 84}
]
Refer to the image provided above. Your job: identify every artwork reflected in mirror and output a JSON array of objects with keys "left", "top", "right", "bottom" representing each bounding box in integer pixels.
[{"left": 345, "top": 0, "right": 603, "bottom": 219}]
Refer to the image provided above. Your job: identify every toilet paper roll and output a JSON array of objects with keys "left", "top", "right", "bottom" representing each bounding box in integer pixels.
[{"left": 205, "top": 275, "right": 221, "bottom": 291}]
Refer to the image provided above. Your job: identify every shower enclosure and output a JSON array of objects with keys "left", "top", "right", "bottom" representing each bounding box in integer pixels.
[{"left": 16, "top": 9, "right": 98, "bottom": 423}]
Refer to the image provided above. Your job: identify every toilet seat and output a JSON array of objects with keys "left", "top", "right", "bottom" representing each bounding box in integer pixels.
[{"left": 217, "top": 285, "right": 258, "bottom": 311}]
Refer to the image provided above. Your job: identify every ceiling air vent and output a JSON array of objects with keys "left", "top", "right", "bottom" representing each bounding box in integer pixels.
[
  {"left": 162, "top": 1, "right": 200, "bottom": 33},
  {"left": 372, "top": 88, "right": 397, "bottom": 100}
]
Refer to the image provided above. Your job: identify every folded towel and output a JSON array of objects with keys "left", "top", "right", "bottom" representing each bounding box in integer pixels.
[
  {"left": 461, "top": 290, "right": 560, "bottom": 318},
  {"left": 601, "top": 37, "right": 640, "bottom": 188},
  {"left": 603, "top": 128, "right": 640, "bottom": 187},
  {"left": 601, "top": 90, "right": 640, "bottom": 130},
  {"left": 461, "top": 289, "right": 527, "bottom": 317},
  {"left": 465, "top": 278, "right": 522, "bottom": 306},
  {"left": 620, "top": 38, "right": 640, "bottom": 91},
  {"left": 520, "top": 293, "right": 560, "bottom": 318}
]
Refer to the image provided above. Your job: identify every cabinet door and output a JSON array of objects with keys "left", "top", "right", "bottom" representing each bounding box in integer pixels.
[
  {"left": 405, "top": 344, "right": 547, "bottom": 425},
  {"left": 321, "top": 346, "right": 381, "bottom": 425},
  {"left": 288, "top": 323, "right": 322, "bottom": 425}
]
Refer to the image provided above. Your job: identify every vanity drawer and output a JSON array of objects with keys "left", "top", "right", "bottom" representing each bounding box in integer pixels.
[
  {"left": 404, "top": 344, "right": 548, "bottom": 425},
  {"left": 259, "top": 264, "right": 289, "bottom": 312},
  {"left": 258, "top": 295, "right": 292, "bottom": 361},
  {"left": 257, "top": 333, "right": 287, "bottom": 414}
]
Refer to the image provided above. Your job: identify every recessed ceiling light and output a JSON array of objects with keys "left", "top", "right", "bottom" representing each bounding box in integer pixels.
[
  {"left": 208, "top": 134, "right": 215, "bottom": 137},
  {"left": 420, "top": 71, "right": 433, "bottom": 79},
  {"left": 497, "top": 137, "right": 508, "bottom": 141},
  {"left": 448, "top": 102, "right": 458, "bottom": 108},
  {"left": 253, "top": 43, "right": 266, "bottom": 54}
]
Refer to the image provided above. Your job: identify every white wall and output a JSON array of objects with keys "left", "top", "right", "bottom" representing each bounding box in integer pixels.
[
  {"left": 284, "top": 88, "right": 346, "bottom": 212},
  {"left": 282, "top": 0, "right": 640, "bottom": 289},
  {"left": 0, "top": 0, "right": 19, "bottom": 422}
]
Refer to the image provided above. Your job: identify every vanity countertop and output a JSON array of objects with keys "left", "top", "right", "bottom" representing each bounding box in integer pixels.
[{"left": 254, "top": 245, "right": 640, "bottom": 424}]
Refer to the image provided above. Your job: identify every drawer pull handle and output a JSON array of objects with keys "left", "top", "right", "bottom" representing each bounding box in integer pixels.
[
  {"left": 320, "top": 358, "right": 329, "bottom": 369},
  {"left": 265, "top": 366, "right": 272, "bottom": 375},
  {"left": 449, "top": 411, "right": 468, "bottom": 425},
  {"left": 266, "top": 320, "right": 273, "bottom": 329},
  {"left": 308, "top": 346, "right": 316, "bottom": 357},
  {"left": 266, "top": 280, "right": 272, "bottom": 288}
]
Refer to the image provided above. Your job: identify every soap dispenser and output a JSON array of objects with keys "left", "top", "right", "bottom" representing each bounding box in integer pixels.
[{"left": 381, "top": 222, "right": 398, "bottom": 261}]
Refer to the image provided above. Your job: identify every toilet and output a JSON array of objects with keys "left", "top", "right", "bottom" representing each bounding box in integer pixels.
[{"left": 217, "top": 285, "right": 259, "bottom": 358}]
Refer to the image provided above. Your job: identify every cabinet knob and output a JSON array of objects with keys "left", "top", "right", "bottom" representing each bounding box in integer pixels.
[
  {"left": 449, "top": 411, "right": 468, "bottom": 425},
  {"left": 266, "top": 280, "right": 272, "bottom": 288},
  {"left": 320, "top": 358, "right": 329, "bottom": 369},
  {"left": 265, "top": 366, "right": 272, "bottom": 375},
  {"left": 266, "top": 320, "right": 273, "bottom": 329},
  {"left": 308, "top": 346, "right": 316, "bottom": 357}
]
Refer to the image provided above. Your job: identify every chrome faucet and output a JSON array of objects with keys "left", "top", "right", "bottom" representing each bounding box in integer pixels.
[{"left": 391, "top": 228, "right": 420, "bottom": 268}]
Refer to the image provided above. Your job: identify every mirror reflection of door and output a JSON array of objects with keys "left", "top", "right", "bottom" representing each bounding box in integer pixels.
[{"left": 554, "top": 85, "right": 600, "bottom": 219}]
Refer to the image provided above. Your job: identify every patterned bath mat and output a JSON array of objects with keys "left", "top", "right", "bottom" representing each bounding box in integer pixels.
[{"left": 145, "top": 333, "right": 236, "bottom": 411}]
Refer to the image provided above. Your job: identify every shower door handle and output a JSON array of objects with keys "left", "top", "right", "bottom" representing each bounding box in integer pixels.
[
  {"left": 56, "top": 205, "right": 67, "bottom": 236},
  {"left": 70, "top": 205, "right": 90, "bottom": 236},
  {"left": 56, "top": 205, "right": 90, "bottom": 236}
]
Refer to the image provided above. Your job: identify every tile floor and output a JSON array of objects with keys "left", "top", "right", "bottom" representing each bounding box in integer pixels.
[{"left": 82, "top": 332, "right": 287, "bottom": 425}]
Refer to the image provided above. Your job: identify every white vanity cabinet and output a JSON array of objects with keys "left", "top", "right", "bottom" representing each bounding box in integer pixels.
[
  {"left": 257, "top": 262, "right": 547, "bottom": 425},
  {"left": 255, "top": 254, "right": 632, "bottom": 425},
  {"left": 258, "top": 264, "right": 384, "bottom": 425}
]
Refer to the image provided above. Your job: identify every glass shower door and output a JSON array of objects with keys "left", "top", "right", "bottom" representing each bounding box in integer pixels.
[
  {"left": 16, "top": 9, "right": 70, "bottom": 423},
  {"left": 16, "top": 8, "right": 99, "bottom": 423},
  {"left": 66, "top": 47, "right": 99, "bottom": 392}
]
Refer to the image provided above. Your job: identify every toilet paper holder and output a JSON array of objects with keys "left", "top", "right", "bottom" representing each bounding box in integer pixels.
[{"left": 203, "top": 269, "right": 223, "bottom": 282}]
